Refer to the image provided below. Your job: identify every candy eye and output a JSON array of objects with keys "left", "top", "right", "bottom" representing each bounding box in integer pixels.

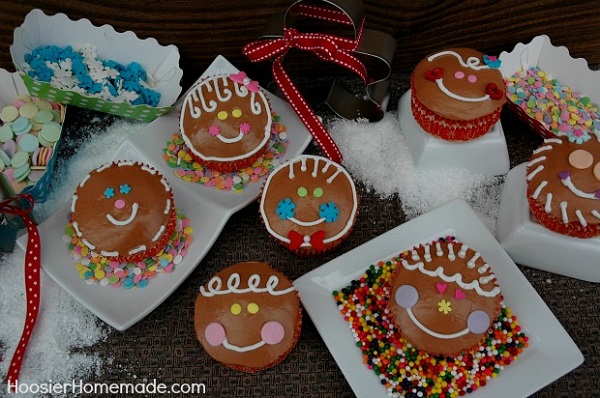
[
  {"left": 313, "top": 187, "right": 323, "bottom": 198},
  {"left": 104, "top": 187, "right": 115, "bottom": 199},
  {"left": 569, "top": 149, "right": 594, "bottom": 169},
  {"left": 232, "top": 108, "right": 242, "bottom": 118},
  {"left": 218, "top": 111, "right": 228, "bottom": 120},
  {"left": 297, "top": 187, "right": 308, "bottom": 197},
  {"left": 119, "top": 184, "right": 131, "bottom": 194},
  {"left": 230, "top": 303, "right": 242, "bottom": 315},
  {"left": 247, "top": 302, "right": 259, "bottom": 314}
]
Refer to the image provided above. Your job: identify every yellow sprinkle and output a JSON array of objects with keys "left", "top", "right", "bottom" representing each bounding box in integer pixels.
[{"left": 183, "top": 226, "right": 194, "bottom": 235}]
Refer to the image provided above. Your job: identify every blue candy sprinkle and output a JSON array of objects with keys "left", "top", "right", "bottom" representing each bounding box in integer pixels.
[
  {"left": 276, "top": 198, "right": 296, "bottom": 220},
  {"left": 319, "top": 202, "right": 340, "bottom": 223}
]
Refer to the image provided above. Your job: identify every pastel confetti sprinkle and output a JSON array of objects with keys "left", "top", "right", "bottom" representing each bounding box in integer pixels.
[
  {"left": 333, "top": 237, "right": 528, "bottom": 398},
  {"left": 505, "top": 67, "right": 599, "bottom": 140},
  {"left": 163, "top": 114, "right": 288, "bottom": 192},
  {"left": 64, "top": 211, "right": 193, "bottom": 289}
]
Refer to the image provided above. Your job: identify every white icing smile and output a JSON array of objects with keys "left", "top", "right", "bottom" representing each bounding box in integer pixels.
[
  {"left": 287, "top": 216, "right": 325, "bottom": 227},
  {"left": 222, "top": 338, "right": 266, "bottom": 353},
  {"left": 406, "top": 307, "right": 470, "bottom": 339},
  {"left": 433, "top": 78, "right": 490, "bottom": 102},
  {"left": 213, "top": 128, "right": 248, "bottom": 144},
  {"left": 106, "top": 203, "right": 139, "bottom": 226},
  {"left": 560, "top": 173, "right": 600, "bottom": 200}
]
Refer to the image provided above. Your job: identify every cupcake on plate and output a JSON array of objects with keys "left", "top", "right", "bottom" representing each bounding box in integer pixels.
[
  {"left": 194, "top": 262, "right": 301, "bottom": 372},
  {"left": 179, "top": 71, "right": 273, "bottom": 172},
  {"left": 410, "top": 48, "right": 506, "bottom": 141},
  {"left": 387, "top": 240, "right": 502, "bottom": 355},
  {"left": 259, "top": 155, "right": 359, "bottom": 256},
  {"left": 526, "top": 135, "right": 600, "bottom": 238}
]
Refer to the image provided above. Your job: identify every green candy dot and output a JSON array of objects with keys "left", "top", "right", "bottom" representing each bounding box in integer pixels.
[
  {"left": 313, "top": 187, "right": 324, "bottom": 198},
  {"left": 297, "top": 186, "right": 308, "bottom": 197}
]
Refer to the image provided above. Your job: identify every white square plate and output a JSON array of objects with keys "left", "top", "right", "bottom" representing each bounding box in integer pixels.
[
  {"left": 295, "top": 199, "right": 583, "bottom": 397},
  {"left": 18, "top": 56, "right": 312, "bottom": 330}
]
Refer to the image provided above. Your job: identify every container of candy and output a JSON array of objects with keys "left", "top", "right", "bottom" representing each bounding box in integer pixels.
[
  {"left": 10, "top": 9, "right": 183, "bottom": 122},
  {"left": 499, "top": 35, "right": 600, "bottom": 140},
  {"left": 0, "top": 68, "right": 65, "bottom": 203}
]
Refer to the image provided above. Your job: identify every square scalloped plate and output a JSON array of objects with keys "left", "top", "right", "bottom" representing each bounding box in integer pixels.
[
  {"left": 295, "top": 199, "right": 583, "bottom": 398},
  {"left": 18, "top": 55, "right": 312, "bottom": 331}
]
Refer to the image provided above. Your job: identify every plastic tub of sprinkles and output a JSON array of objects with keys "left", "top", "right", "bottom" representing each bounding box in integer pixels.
[
  {"left": 0, "top": 68, "right": 65, "bottom": 203},
  {"left": 499, "top": 35, "right": 600, "bottom": 140},
  {"left": 10, "top": 9, "right": 183, "bottom": 122}
]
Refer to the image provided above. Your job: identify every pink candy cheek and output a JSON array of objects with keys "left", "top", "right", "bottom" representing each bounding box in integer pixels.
[
  {"left": 454, "top": 71, "right": 465, "bottom": 79},
  {"left": 261, "top": 321, "right": 285, "bottom": 345},
  {"left": 114, "top": 199, "right": 126, "bottom": 209},
  {"left": 467, "top": 74, "right": 477, "bottom": 83},
  {"left": 204, "top": 322, "right": 226, "bottom": 346}
]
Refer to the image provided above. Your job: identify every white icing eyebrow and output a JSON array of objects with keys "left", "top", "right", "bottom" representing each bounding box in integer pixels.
[
  {"left": 526, "top": 165, "right": 544, "bottom": 181},
  {"left": 288, "top": 162, "right": 295, "bottom": 179},
  {"left": 427, "top": 50, "right": 490, "bottom": 70},
  {"left": 532, "top": 180, "right": 548, "bottom": 199},
  {"left": 467, "top": 252, "right": 480, "bottom": 268},
  {"left": 81, "top": 238, "right": 95, "bottom": 250},
  {"left": 312, "top": 157, "right": 319, "bottom": 177},
  {"left": 160, "top": 178, "right": 171, "bottom": 192},
  {"left": 79, "top": 173, "right": 91, "bottom": 188},
  {"left": 458, "top": 244, "right": 468, "bottom": 258},
  {"left": 142, "top": 165, "right": 157, "bottom": 174},
  {"left": 544, "top": 138, "right": 563, "bottom": 145},
  {"left": 423, "top": 244, "right": 431, "bottom": 262},
  {"left": 592, "top": 210, "right": 600, "bottom": 220},
  {"left": 532, "top": 145, "right": 553, "bottom": 154},
  {"left": 300, "top": 157, "right": 307, "bottom": 171},
  {"left": 118, "top": 161, "right": 134, "bottom": 167},
  {"left": 447, "top": 243, "right": 455, "bottom": 261},
  {"left": 200, "top": 272, "right": 296, "bottom": 297},
  {"left": 71, "top": 195, "right": 78, "bottom": 213},
  {"left": 164, "top": 199, "right": 171, "bottom": 215},
  {"left": 435, "top": 242, "right": 443, "bottom": 256},
  {"left": 411, "top": 250, "right": 420, "bottom": 261},
  {"left": 152, "top": 225, "right": 166, "bottom": 242},
  {"left": 128, "top": 245, "right": 146, "bottom": 255},
  {"left": 96, "top": 164, "right": 111, "bottom": 173},
  {"left": 326, "top": 169, "right": 342, "bottom": 184},
  {"left": 321, "top": 162, "right": 331, "bottom": 173}
]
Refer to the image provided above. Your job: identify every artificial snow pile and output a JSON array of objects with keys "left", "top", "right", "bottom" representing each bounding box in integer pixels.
[
  {"left": 0, "top": 117, "right": 144, "bottom": 397},
  {"left": 328, "top": 113, "right": 504, "bottom": 231}
]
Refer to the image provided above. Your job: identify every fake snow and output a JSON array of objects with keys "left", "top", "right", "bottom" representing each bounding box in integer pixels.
[
  {"left": 0, "top": 117, "right": 144, "bottom": 397},
  {"left": 328, "top": 113, "right": 504, "bottom": 232}
]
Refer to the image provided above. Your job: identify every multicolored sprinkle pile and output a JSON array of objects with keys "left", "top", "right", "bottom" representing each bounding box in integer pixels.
[
  {"left": 506, "top": 66, "right": 600, "bottom": 142},
  {"left": 63, "top": 211, "right": 193, "bottom": 289},
  {"left": 162, "top": 114, "right": 288, "bottom": 193},
  {"left": 333, "top": 239, "right": 528, "bottom": 398},
  {"left": 23, "top": 44, "right": 161, "bottom": 106}
]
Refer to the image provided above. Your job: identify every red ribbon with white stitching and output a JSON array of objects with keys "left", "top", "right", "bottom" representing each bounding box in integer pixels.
[
  {"left": 1, "top": 194, "right": 40, "bottom": 391},
  {"left": 243, "top": 4, "right": 369, "bottom": 163}
]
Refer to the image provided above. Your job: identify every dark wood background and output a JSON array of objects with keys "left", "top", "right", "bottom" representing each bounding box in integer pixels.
[{"left": 0, "top": 0, "right": 599, "bottom": 90}]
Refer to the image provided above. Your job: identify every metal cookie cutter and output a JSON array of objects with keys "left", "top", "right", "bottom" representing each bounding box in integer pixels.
[{"left": 244, "top": 0, "right": 396, "bottom": 162}]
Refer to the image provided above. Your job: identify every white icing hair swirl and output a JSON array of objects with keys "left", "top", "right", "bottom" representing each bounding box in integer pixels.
[{"left": 200, "top": 272, "right": 295, "bottom": 297}]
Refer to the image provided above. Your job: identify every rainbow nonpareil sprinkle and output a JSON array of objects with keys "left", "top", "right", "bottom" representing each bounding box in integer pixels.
[
  {"left": 333, "top": 238, "right": 528, "bottom": 398},
  {"left": 163, "top": 114, "right": 288, "bottom": 193},
  {"left": 64, "top": 211, "right": 193, "bottom": 289}
]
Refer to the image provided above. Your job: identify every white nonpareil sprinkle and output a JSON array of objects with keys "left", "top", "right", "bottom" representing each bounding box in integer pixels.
[
  {"left": 328, "top": 113, "right": 504, "bottom": 232},
  {"left": 0, "top": 117, "right": 145, "bottom": 397}
]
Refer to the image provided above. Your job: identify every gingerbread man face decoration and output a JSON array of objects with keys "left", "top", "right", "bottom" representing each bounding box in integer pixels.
[
  {"left": 388, "top": 241, "right": 502, "bottom": 355},
  {"left": 413, "top": 48, "right": 506, "bottom": 120},
  {"left": 70, "top": 162, "right": 174, "bottom": 260},
  {"left": 526, "top": 135, "right": 600, "bottom": 237},
  {"left": 259, "top": 155, "right": 358, "bottom": 255},
  {"left": 179, "top": 72, "right": 272, "bottom": 164},
  {"left": 194, "top": 262, "right": 301, "bottom": 372}
]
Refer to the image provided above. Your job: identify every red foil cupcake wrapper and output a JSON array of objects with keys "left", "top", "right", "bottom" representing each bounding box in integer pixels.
[{"left": 527, "top": 191, "right": 600, "bottom": 239}]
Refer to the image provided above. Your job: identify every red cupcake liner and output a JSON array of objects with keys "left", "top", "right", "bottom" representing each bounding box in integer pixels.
[
  {"left": 527, "top": 191, "right": 600, "bottom": 238},
  {"left": 410, "top": 79, "right": 502, "bottom": 141},
  {"left": 187, "top": 142, "right": 269, "bottom": 173}
]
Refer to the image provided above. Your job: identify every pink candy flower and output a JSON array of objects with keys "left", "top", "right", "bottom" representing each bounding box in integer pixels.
[
  {"left": 209, "top": 125, "right": 220, "bottom": 136},
  {"left": 240, "top": 122, "right": 251, "bottom": 134}
]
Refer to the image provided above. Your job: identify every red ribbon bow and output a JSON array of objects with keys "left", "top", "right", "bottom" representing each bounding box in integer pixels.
[
  {"left": 1, "top": 194, "right": 41, "bottom": 391},
  {"left": 288, "top": 229, "right": 326, "bottom": 251},
  {"left": 243, "top": 4, "right": 371, "bottom": 164}
]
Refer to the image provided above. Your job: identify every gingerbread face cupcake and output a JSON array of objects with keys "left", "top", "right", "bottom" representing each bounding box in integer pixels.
[
  {"left": 259, "top": 155, "right": 359, "bottom": 256},
  {"left": 526, "top": 136, "right": 600, "bottom": 238},
  {"left": 70, "top": 161, "right": 176, "bottom": 262},
  {"left": 179, "top": 72, "right": 272, "bottom": 172},
  {"left": 411, "top": 48, "right": 506, "bottom": 141},
  {"left": 387, "top": 241, "right": 502, "bottom": 355},
  {"left": 194, "top": 262, "right": 301, "bottom": 372}
]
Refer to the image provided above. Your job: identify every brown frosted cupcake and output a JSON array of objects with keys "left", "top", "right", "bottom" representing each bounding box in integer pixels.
[
  {"left": 410, "top": 48, "right": 506, "bottom": 141},
  {"left": 387, "top": 240, "right": 502, "bottom": 355},
  {"left": 70, "top": 161, "right": 177, "bottom": 263},
  {"left": 259, "top": 155, "right": 359, "bottom": 257},
  {"left": 526, "top": 136, "right": 600, "bottom": 238},
  {"left": 179, "top": 71, "right": 273, "bottom": 172},
  {"left": 194, "top": 262, "right": 301, "bottom": 372}
]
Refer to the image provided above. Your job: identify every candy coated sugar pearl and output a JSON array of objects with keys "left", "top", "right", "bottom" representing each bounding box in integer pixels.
[
  {"left": 64, "top": 211, "right": 193, "bottom": 289},
  {"left": 506, "top": 67, "right": 599, "bottom": 141},
  {"left": 162, "top": 114, "right": 288, "bottom": 192},
  {"left": 333, "top": 236, "right": 528, "bottom": 398}
]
